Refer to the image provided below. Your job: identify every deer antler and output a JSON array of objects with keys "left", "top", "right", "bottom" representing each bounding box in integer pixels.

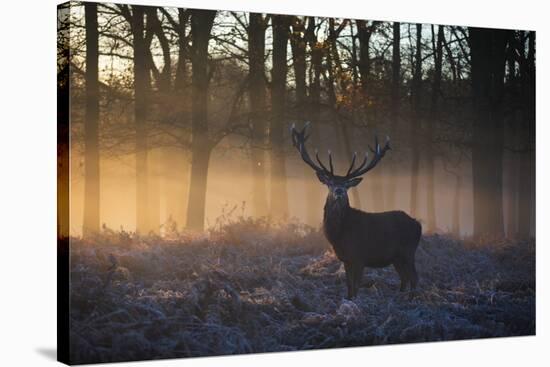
[
  {"left": 291, "top": 122, "right": 390, "bottom": 179},
  {"left": 344, "top": 135, "right": 391, "bottom": 179},
  {"left": 291, "top": 122, "right": 334, "bottom": 176}
]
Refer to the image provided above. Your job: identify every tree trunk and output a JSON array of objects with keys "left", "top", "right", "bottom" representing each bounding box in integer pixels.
[
  {"left": 469, "top": 27, "right": 508, "bottom": 238},
  {"left": 186, "top": 9, "right": 216, "bottom": 230},
  {"left": 517, "top": 31, "right": 535, "bottom": 239},
  {"left": 174, "top": 9, "right": 189, "bottom": 93},
  {"left": 386, "top": 22, "right": 400, "bottom": 210},
  {"left": 131, "top": 6, "right": 150, "bottom": 235},
  {"left": 355, "top": 20, "right": 373, "bottom": 103},
  {"left": 292, "top": 17, "right": 321, "bottom": 221},
  {"left": 451, "top": 174, "right": 461, "bottom": 237},
  {"left": 304, "top": 17, "right": 322, "bottom": 225},
  {"left": 506, "top": 147, "right": 519, "bottom": 239},
  {"left": 148, "top": 149, "right": 160, "bottom": 234},
  {"left": 409, "top": 24, "right": 422, "bottom": 218},
  {"left": 356, "top": 20, "right": 385, "bottom": 211},
  {"left": 291, "top": 17, "right": 307, "bottom": 119},
  {"left": 248, "top": 13, "right": 269, "bottom": 218},
  {"left": 186, "top": 144, "right": 212, "bottom": 230},
  {"left": 83, "top": 2, "right": 100, "bottom": 237},
  {"left": 505, "top": 43, "right": 519, "bottom": 239},
  {"left": 168, "top": 9, "right": 191, "bottom": 229},
  {"left": 269, "top": 15, "right": 290, "bottom": 220},
  {"left": 144, "top": 7, "right": 170, "bottom": 234},
  {"left": 164, "top": 147, "right": 189, "bottom": 230},
  {"left": 425, "top": 25, "right": 443, "bottom": 232}
]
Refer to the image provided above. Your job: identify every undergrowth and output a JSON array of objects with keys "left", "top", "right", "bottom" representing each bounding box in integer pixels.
[{"left": 68, "top": 218, "right": 535, "bottom": 364}]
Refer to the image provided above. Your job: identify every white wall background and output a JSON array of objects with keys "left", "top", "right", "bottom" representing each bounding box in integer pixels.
[{"left": 0, "top": 0, "right": 548, "bottom": 366}]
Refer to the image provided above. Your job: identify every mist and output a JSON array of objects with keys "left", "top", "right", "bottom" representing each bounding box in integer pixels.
[
  {"left": 58, "top": 3, "right": 535, "bottom": 240},
  {"left": 67, "top": 126, "right": 531, "bottom": 238}
]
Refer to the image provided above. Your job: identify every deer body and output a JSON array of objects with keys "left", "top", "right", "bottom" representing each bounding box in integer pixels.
[
  {"left": 324, "top": 195, "right": 421, "bottom": 298},
  {"left": 291, "top": 122, "right": 422, "bottom": 299}
]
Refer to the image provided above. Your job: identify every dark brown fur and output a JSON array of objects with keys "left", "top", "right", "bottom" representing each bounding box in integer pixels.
[
  {"left": 290, "top": 123, "right": 421, "bottom": 299},
  {"left": 323, "top": 194, "right": 422, "bottom": 299}
]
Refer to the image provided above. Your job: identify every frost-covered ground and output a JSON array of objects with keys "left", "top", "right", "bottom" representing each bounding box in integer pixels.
[{"left": 68, "top": 219, "right": 535, "bottom": 364}]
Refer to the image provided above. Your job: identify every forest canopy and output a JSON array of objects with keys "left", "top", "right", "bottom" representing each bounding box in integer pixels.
[{"left": 57, "top": 1, "right": 535, "bottom": 239}]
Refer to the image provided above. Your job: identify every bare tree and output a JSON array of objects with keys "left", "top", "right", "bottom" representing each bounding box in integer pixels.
[
  {"left": 517, "top": 31, "right": 535, "bottom": 239},
  {"left": 269, "top": 15, "right": 291, "bottom": 220},
  {"left": 186, "top": 9, "right": 217, "bottom": 230},
  {"left": 117, "top": 4, "right": 153, "bottom": 234},
  {"left": 385, "top": 22, "right": 401, "bottom": 210},
  {"left": 64, "top": 6, "right": 535, "bottom": 240},
  {"left": 304, "top": 16, "right": 323, "bottom": 225},
  {"left": 425, "top": 25, "right": 444, "bottom": 232},
  {"left": 469, "top": 27, "right": 509, "bottom": 238},
  {"left": 409, "top": 24, "right": 423, "bottom": 217},
  {"left": 356, "top": 20, "right": 384, "bottom": 211},
  {"left": 83, "top": 2, "right": 100, "bottom": 237},
  {"left": 248, "top": 13, "right": 269, "bottom": 217},
  {"left": 292, "top": 16, "right": 322, "bottom": 224},
  {"left": 160, "top": 8, "right": 192, "bottom": 229}
]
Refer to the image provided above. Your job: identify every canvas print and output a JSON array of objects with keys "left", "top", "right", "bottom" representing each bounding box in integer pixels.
[{"left": 57, "top": 1, "right": 536, "bottom": 364}]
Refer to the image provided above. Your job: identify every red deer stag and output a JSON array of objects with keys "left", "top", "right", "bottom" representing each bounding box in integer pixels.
[{"left": 291, "top": 123, "right": 422, "bottom": 299}]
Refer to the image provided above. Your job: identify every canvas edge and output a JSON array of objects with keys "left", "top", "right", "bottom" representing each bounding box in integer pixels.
[{"left": 57, "top": 1, "right": 72, "bottom": 365}]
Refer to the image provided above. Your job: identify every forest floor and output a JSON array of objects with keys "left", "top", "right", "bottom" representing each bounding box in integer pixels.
[{"left": 68, "top": 218, "right": 535, "bottom": 364}]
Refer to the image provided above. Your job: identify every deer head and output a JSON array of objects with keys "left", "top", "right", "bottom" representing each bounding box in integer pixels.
[{"left": 290, "top": 122, "right": 391, "bottom": 203}]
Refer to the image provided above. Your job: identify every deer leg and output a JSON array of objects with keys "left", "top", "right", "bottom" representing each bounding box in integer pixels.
[
  {"left": 401, "top": 250, "right": 418, "bottom": 291},
  {"left": 408, "top": 261, "right": 418, "bottom": 290},
  {"left": 344, "top": 262, "right": 354, "bottom": 299},
  {"left": 352, "top": 265, "right": 364, "bottom": 298},
  {"left": 393, "top": 261, "right": 408, "bottom": 292}
]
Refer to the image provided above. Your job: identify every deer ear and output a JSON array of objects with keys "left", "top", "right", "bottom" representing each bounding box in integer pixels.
[{"left": 345, "top": 177, "right": 363, "bottom": 188}]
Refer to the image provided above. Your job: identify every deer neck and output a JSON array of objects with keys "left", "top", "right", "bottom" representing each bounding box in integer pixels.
[{"left": 323, "top": 195, "right": 350, "bottom": 242}]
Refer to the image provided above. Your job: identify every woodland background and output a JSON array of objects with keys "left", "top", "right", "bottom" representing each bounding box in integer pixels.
[
  {"left": 55, "top": 1, "right": 537, "bottom": 364},
  {"left": 58, "top": 1, "right": 535, "bottom": 239}
]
